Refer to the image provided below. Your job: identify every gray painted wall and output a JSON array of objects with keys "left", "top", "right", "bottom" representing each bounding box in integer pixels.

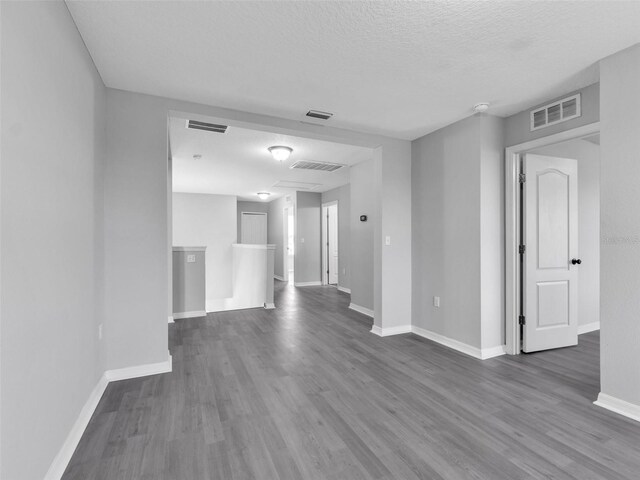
[
  {"left": 350, "top": 161, "right": 375, "bottom": 309},
  {"left": 599, "top": 44, "right": 640, "bottom": 407},
  {"left": 412, "top": 116, "right": 483, "bottom": 348},
  {"left": 172, "top": 249, "right": 206, "bottom": 314},
  {"left": 295, "top": 192, "right": 322, "bottom": 284},
  {"left": 0, "top": 2, "right": 107, "bottom": 478},
  {"left": 104, "top": 90, "right": 170, "bottom": 370},
  {"left": 172, "top": 193, "right": 237, "bottom": 307},
  {"left": 531, "top": 140, "right": 600, "bottom": 329},
  {"left": 267, "top": 196, "right": 287, "bottom": 278},
  {"left": 237, "top": 201, "right": 269, "bottom": 242},
  {"left": 412, "top": 114, "right": 505, "bottom": 350},
  {"left": 505, "top": 83, "right": 600, "bottom": 147},
  {"left": 322, "top": 185, "right": 351, "bottom": 290}
]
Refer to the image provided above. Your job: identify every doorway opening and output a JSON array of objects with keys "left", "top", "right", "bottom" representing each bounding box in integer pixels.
[
  {"left": 505, "top": 123, "right": 600, "bottom": 355},
  {"left": 322, "top": 201, "right": 339, "bottom": 286}
]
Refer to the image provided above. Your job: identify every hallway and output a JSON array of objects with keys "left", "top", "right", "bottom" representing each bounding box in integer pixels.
[{"left": 63, "top": 283, "right": 640, "bottom": 479}]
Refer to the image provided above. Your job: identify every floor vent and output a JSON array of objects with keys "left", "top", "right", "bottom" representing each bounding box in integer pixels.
[
  {"left": 186, "top": 120, "right": 228, "bottom": 133},
  {"left": 530, "top": 94, "right": 581, "bottom": 131},
  {"left": 290, "top": 160, "right": 345, "bottom": 172}
]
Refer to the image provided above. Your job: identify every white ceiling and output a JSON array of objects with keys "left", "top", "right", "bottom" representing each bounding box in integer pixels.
[
  {"left": 67, "top": 1, "right": 640, "bottom": 140},
  {"left": 169, "top": 116, "right": 373, "bottom": 201}
]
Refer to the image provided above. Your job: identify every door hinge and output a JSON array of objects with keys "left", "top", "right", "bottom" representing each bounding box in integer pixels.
[
  {"left": 519, "top": 245, "right": 526, "bottom": 255},
  {"left": 519, "top": 173, "right": 526, "bottom": 183},
  {"left": 518, "top": 315, "right": 526, "bottom": 326}
]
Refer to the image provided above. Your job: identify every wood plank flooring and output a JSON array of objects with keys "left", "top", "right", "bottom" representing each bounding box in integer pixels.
[{"left": 63, "top": 282, "right": 640, "bottom": 479}]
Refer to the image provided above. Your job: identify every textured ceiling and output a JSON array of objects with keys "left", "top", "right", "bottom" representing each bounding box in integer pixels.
[
  {"left": 67, "top": 1, "right": 640, "bottom": 139},
  {"left": 169, "top": 116, "right": 372, "bottom": 201}
]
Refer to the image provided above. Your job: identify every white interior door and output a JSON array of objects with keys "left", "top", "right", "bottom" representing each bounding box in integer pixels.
[
  {"left": 322, "top": 203, "right": 339, "bottom": 285},
  {"left": 241, "top": 212, "right": 267, "bottom": 244},
  {"left": 523, "top": 154, "right": 579, "bottom": 353}
]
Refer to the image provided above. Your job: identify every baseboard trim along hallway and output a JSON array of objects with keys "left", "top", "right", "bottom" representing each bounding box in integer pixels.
[
  {"left": 337, "top": 286, "right": 351, "bottom": 294},
  {"left": 294, "top": 281, "right": 322, "bottom": 287},
  {"left": 44, "top": 354, "right": 173, "bottom": 480},
  {"left": 578, "top": 321, "right": 601, "bottom": 335},
  {"left": 173, "top": 310, "right": 206, "bottom": 320},
  {"left": 349, "top": 303, "right": 374, "bottom": 318},
  {"left": 369, "top": 324, "right": 507, "bottom": 360},
  {"left": 594, "top": 392, "right": 640, "bottom": 424}
]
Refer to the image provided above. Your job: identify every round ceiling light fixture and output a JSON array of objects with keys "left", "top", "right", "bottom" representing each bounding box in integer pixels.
[
  {"left": 193, "top": 154, "right": 202, "bottom": 160},
  {"left": 473, "top": 103, "right": 490, "bottom": 113},
  {"left": 268, "top": 145, "right": 293, "bottom": 162},
  {"left": 257, "top": 192, "right": 271, "bottom": 200}
]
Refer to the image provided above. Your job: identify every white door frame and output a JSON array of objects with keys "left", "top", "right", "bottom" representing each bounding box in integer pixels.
[
  {"left": 505, "top": 122, "right": 599, "bottom": 355},
  {"left": 321, "top": 200, "right": 338, "bottom": 285},
  {"left": 283, "top": 205, "right": 294, "bottom": 282}
]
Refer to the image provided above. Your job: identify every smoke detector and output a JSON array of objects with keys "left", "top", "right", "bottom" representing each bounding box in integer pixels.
[{"left": 473, "top": 103, "right": 490, "bottom": 113}]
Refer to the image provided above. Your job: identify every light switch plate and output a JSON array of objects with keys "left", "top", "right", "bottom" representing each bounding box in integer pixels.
[
  {"left": 385, "top": 236, "right": 391, "bottom": 246},
  {"left": 433, "top": 296, "right": 440, "bottom": 308}
]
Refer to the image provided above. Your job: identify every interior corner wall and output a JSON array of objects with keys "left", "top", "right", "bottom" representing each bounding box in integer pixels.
[
  {"left": 411, "top": 115, "right": 482, "bottom": 348},
  {"left": 104, "top": 89, "right": 169, "bottom": 370},
  {"left": 237, "top": 200, "right": 269, "bottom": 243},
  {"left": 504, "top": 82, "right": 600, "bottom": 147},
  {"left": 530, "top": 139, "right": 600, "bottom": 329},
  {"left": 1, "top": 2, "right": 106, "bottom": 479},
  {"left": 480, "top": 115, "right": 506, "bottom": 349},
  {"left": 599, "top": 43, "right": 640, "bottom": 407},
  {"left": 321, "top": 184, "right": 351, "bottom": 290},
  {"left": 295, "top": 192, "right": 322, "bottom": 283},
  {"left": 350, "top": 160, "right": 375, "bottom": 309},
  {"left": 172, "top": 193, "right": 237, "bottom": 308},
  {"left": 267, "top": 196, "right": 287, "bottom": 278}
]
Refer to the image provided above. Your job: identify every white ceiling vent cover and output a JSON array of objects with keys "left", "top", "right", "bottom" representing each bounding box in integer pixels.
[
  {"left": 290, "top": 160, "right": 345, "bottom": 172},
  {"left": 530, "top": 94, "right": 581, "bottom": 131}
]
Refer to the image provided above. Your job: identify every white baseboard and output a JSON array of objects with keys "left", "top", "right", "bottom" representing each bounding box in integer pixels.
[
  {"left": 594, "top": 392, "right": 640, "bottom": 423},
  {"left": 264, "top": 302, "right": 275, "bottom": 309},
  {"left": 274, "top": 275, "right": 285, "bottom": 281},
  {"left": 44, "top": 374, "right": 109, "bottom": 480},
  {"left": 349, "top": 303, "right": 374, "bottom": 318},
  {"left": 105, "top": 354, "right": 173, "bottom": 382},
  {"left": 45, "top": 352, "right": 173, "bottom": 479},
  {"left": 578, "top": 321, "right": 600, "bottom": 335},
  {"left": 294, "top": 281, "right": 322, "bottom": 287},
  {"left": 370, "top": 324, "right": 412, "bottom": 337},
  {"left": 168, "top": 315, "right": 174, "bottom": 324},
  {"left": 411, "top": 326, "right": 506, "bottom": 360},
  {"left": 337, "top": 286, "right": 351, "bottom": 294},
  {"left": 172, "top": 310, "right": 206, "bottom": 320}
]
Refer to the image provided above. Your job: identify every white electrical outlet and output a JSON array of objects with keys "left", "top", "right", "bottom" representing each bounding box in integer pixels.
[
  {"left": 98, "top": 323, "right": 103, "bottom": 340},
  {"left": 301, "top": 238, "right": 305, "bottom": 243},
  {"left": 433, "top": 296, "right": 440, "bottom": 308},
  {"left": 187, "top": 254, "right": 196, "bottom": 263}
]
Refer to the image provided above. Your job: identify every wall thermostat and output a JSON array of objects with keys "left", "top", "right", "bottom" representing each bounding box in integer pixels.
[{"left": 360, "top": 215, "right": 367, "bottom": 222}]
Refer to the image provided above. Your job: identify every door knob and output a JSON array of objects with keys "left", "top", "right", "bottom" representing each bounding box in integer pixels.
[{"left": 571, "top": 258, "right": 582, "bottom": 265}]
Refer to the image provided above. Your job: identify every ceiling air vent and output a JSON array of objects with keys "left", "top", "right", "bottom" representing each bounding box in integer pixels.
[
  {"left": 306, "top": 110, "right": 333, "bottom": 120},
  {"left": 290, "top": 160, "right": 345, "bottom": 172},
  {"left": 186, "top": 120, "right": 228, "bottom": 133},
  {"left": 530, "top": 94, "right": 581, "bottom": 131}
]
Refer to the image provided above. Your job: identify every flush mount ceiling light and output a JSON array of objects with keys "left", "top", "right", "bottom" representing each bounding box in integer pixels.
[
  {"left": 192, "top": 154, "right": 202, "bottom": 160},
  {"left": 257, "top": 192, "right": 271, "bottom": 200},
  {"left": 473, "top": 103, "right": 490, "bottom": 113},
  {"left": 268, "top": 145, "right": 293, "bottom": 162}
]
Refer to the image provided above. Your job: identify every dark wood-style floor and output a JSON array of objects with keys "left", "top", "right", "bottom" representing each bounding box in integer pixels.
[{"left": 63, "top": 282, "right": 640, "bottom": 480}]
